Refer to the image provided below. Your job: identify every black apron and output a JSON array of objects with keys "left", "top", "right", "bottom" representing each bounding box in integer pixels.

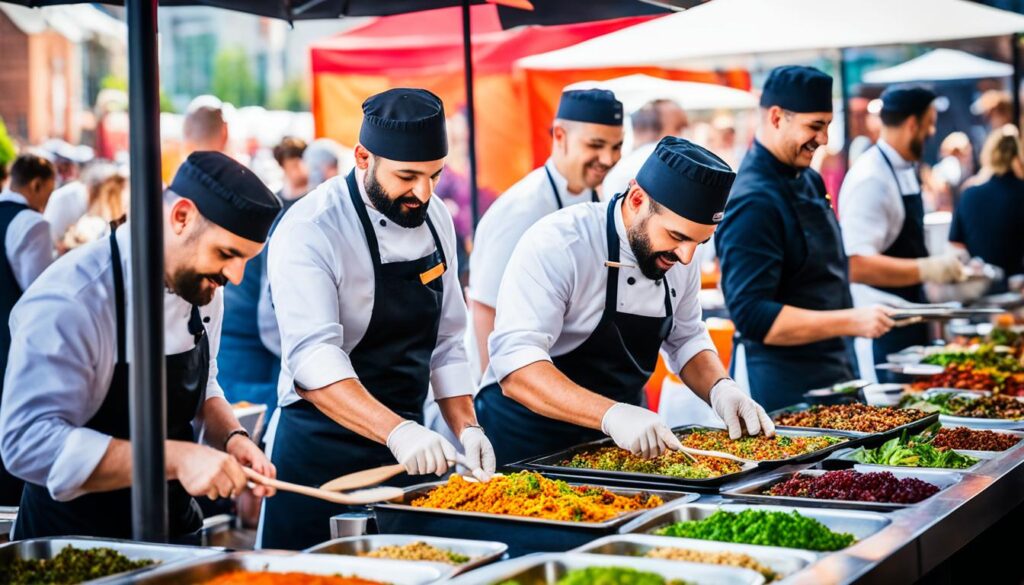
[
  {"left": 476, "top": 195, "right": 673, "bottom": 466},
  {"left": 732, "top": 145, "right": 855, "bottom": 411},
  {"left": 871, "top": 146, "right": 931, "bottom": 379},
  {"left": 261, "top": 170, "right": 446, "bottom": 551},
  {"left": 14, "top": 230, "right": 206, "bottom": 542},
  {"left": 0, "top": 201, "right": 29, "bottom": 505},
  {"left": 544, "top": 165, "right": 598, "bottom": 209}
]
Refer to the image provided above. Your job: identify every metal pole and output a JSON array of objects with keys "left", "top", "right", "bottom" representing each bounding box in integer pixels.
[
  {"left": 462, "top": 0, "right": 481, "bottom": 228},
  {"left": 838, "top": 47, "right": 852, "bottom": 172},
  {"left": 1012, "top": 34, "right": 1021, "bottom": 130},
  {"left": 126, "top": 0, "right": 168, "bottom": 542}
]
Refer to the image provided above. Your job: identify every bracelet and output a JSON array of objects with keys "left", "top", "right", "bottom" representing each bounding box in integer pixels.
[
  {"left": 223, "top": 428, "right": 250, "bottom": 451},
  {"left": 461, "top": 423, "right": 484, "bottom": 434},
  {"left": 710, "top": 377, "right": 734, "bottom": 391}
]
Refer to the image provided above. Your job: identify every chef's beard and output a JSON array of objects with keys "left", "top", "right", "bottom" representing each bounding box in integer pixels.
[
  {"left": 170, "top": 268, "right": 225, "bottom": 306},
  {"left": 627, "top": 212, "right": 678, "bottom": 280},
  {"left": 365, "top": 163, "right": 430, "bottom": 228}
]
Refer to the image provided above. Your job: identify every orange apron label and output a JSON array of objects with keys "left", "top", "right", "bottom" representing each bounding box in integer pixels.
[{"left": 420, "top": 262, "right": 446, "bottom": 285}]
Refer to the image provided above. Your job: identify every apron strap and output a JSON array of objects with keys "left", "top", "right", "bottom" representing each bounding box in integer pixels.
[
  {"left": 604, "top": 195, "right": 673, "bottom": 322},
  {"left": 545, "top": 164, "right": 599, "bottom": 210},
  {"left": 345, "top": 168, "right": 446, "bottom": 273},
  {"left": 187, "top": 305, "right": 206, "bottom": 345},
  {"left": 346, "top": 170, "right": 384, "bottom": 273},
  {"left": 875, "top": 145, "right": 920, "bottom": 197},
  {"left": 108, "top": 229, "right": 127, "bottom": 365}
]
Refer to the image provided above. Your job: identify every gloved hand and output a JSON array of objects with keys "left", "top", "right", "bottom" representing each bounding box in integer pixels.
[
  {"left": 917, "top": 254, "right": 967, "bottom": 284},
  {"left": 710, "top": 378, "right": 775, "bottom": 440},
  {"left": 601, "top": 403, "right": 682, "bottom": 459},
  {"left": 386, "top": 420, "right": 457, "bottom": 476},
  {"left": 459, "top": 426, "right": 496, "bottom": 482}
]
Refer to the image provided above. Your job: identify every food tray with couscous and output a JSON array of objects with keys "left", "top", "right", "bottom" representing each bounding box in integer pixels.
[{"left": 372, "top": 472, "right": 697, "bottom": 557}]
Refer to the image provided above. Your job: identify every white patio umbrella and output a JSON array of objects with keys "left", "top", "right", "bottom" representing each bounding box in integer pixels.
[
  {"left": 863, "top": 48, "right": 1013, "bottom": 84},
  {"left": 566, "top": 74, "right": 758, "bottom": 112}
]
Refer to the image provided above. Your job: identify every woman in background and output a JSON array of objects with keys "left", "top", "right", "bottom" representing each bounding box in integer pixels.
[
  {"left": 949, "top": 125, "right": 1024, "bottom": 293},
  {"left": 60, "top": 163, "right": 127, "bottom": 253}
]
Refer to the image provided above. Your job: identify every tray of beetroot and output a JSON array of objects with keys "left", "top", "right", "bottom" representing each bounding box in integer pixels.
[{"left": 721, "top": 468, "right": 961, "bottom": 511}]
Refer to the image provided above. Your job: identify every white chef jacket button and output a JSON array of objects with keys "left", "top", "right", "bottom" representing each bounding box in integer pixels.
[
  {"left": 627, "top": 277, "right": 636, "bottom": 285},
  {"left": 379, "top": 219, "right": 387, "bottom": 227}
]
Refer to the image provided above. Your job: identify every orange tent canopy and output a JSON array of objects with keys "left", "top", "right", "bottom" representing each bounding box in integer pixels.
[{"left": 309, "top": 5, "right": 659, "bottom": 198}]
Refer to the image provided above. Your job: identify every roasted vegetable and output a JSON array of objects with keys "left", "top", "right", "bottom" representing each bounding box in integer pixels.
[{"left": 0, "top": 546, "right": 153, "bottom": 585}]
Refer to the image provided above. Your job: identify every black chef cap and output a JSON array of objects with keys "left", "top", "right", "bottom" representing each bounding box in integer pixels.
[
  {"left": 359, "top": 88, "right": 448, "bottom": 162},
  {"left": 881, "top": 85, "right": 937, "bottom": 116},
  {"left": 760, "top": 66, "right": 833, "bottom": 113},
  {"left": 556, "top": 89, "right": 624, "bottom": 126},
  {"left": 635, "top": 137, "right": 736, "bottom": 225},
  {"left": 169, "top": 151, "right": 281, "bottom": 243}
]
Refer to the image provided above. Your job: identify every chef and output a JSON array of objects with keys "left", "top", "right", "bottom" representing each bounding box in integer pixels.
[
  {"left": 468, "top": 88, "right": 623, "bottom": 371},
  {"left": 839, "top": 86, "right": 965, "bottom": 381},
  {"left": 260, "top": 88, "right": 495, "bottom": 550},
  {"left": 716, "top": 66, "right": 894, "bottom": 411},
  {"left": 476, "top": 137, "right": 775, "bottom": 466},
  {"left": 1, "top": 151, "right": 280, "bottom": 542}
]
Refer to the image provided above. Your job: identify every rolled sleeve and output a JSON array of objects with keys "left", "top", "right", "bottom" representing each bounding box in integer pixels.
[
  {"left": 487, "top": 224, "right": 572, "bottom": 383},
  {"left": 268, "top": 219, "right": 355, "bottom": 391},
  {"left": 1, "top": 291, "right": 111, "bottom": 499},
  {"left": 716, "top": 197, "right": 786, "bottom": 343},
  {"left": 838, "top": 176, "right": 897, "bottom": 257},
  {"left": 48, "top": 428, "right": 112, "bottom": 501},
  {"left": 431, "top": 363, "right": 475, "bottom": 399},
  {"left": 662, "top": 266, "right": 717, "bottom": 373},
  {"left": 8, "top": 214, "right": 54, "bottom": 291}
]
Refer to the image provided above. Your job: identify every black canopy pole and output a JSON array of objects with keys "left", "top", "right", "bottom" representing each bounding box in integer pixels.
[
  {"left": 1012, "top": 33, "right": 1022, "bottom": 129},
  {"left": 838, "top": 47, "right": 852, "bottom": 171},
  {"left": 462, "top": 0, "right": 481, "bottom": 228},
  {"left": 126, "top": 0, "right": 169, "bottom": 542}
]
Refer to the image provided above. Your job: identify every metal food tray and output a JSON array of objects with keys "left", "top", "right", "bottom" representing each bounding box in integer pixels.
[
  {"left": 446, "top": 552, "right": 766, "bottom": 585},
  {"left": 620, "top": 502, "right": 890, "bottom": 552},
  {"left": 930, "top": 425, "right": 1024, "bottom": 457},
  {"left": 770, "top": 402, "right": 940, "bottom": 445},
  {"left": 304, "top": 534, "right": 507, "bottom": 576},
  {"left": 917, "top": 389, "right": 1024, "bottom": 430},
  {"left": 888, "top": 306, "right": 1004, "bottom": 320},
  {"left": 509, "top": 426, "right": 856, "bottom": 492},
  {"left": 372, "top": 479, "right": 697, "bottom": 558},
  {"left": 113, "top": 551, "right": 444, "bottom": 584},
  {"left": 875, "top": 363, "right": 945, "bottom": 376},
  {"left": 572, "top": 533, "right": 817, "bottom": 581},
  {"left": 720, "top": 467, "right": 963, "bottom": 511},
  {"left": 0, "top": 537, "right": 221, "bottom": 584},
  {"left": 827, "top": 446, "right": 996, "bottom": 473}
]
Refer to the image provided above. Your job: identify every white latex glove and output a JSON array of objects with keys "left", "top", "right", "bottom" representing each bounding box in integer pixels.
[
  {"left": 917, "top": 254, "right": 967, "bottom": 284},
  {"left": 386, "top": 420, "right": 458, "bottom": 476},
  {"left": 459, "top": 426, "right": 496, "bottom": 482},
  {"left": 601, "top": 403, "right": 682, "bottom": 459},
  {"left": 710, "top": 378, "right": 776, "bottom": 440}
]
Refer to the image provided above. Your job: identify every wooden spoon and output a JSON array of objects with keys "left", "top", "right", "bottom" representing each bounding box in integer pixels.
[
  {"left": 678, "top": 446, "right": 757, "bottom": 465},
  {"left": 320, "top": 464, "right": 405, "bottom": 492},
  {"left": 243, "top": 467, "right": 404, "bottom": 505}
]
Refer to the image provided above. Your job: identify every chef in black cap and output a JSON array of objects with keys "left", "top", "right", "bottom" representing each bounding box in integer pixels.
[
  {"left": 839, "top": 85, "right": 965, "bottom": 381},
  {"left": 469, "top": 88, "right": 624, "bottom": 373},
  {"left": 478, "top": 137, "right": 774, "bottom": 466},
  {"left": 260, "top": 88, "right": 494, "bottom": 550},
  {"left": 716, "top": 66, "right": 896, "bottom": 411},
  {"left": 1, "top": 151, "right": 281, "bottom": 542}
]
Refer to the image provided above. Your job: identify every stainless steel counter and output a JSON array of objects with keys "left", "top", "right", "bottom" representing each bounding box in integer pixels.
[{"left": 714, "top": 442, "right": 1024, "bottom": 584}]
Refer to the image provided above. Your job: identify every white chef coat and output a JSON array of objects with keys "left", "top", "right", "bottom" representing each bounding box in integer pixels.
[
  {"left": 0, "top": 224, "right": 226, "bottom": 502},
  {"left": 838, "top": 139, "right": 920, "bottom": 258},
  {"left": 1, "top": 190, "right": 54, "bottom": 291},
  {"left": 838, "top": 139, "right": 922, "bottom": 381},
  {"left": 601, "top": 142, "right": 656, "bottom": 198},
  {"left": 42, "top": 181, "right": 88, "bottom": 246},
  {"left": 482, "top": 199, "right": 717, "bottom": 388},
  {"left": 468, "top": 159, "right": 596, "bottom": 308},
  {"left": 267, "top": 170, "right": 472, "bottom": 409}
]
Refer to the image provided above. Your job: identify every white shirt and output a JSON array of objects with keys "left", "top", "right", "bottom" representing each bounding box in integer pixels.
[
  {"left": 468, "top": 160, "right": 595, "bottom": 308},
  {"left": 43, "top": 181, "right": 88, "bottom": 245},
  {"left": 838, "top": 139, "right": 920, "bottom": 258},
  {"left": 602, "top": 142, "right": 656, "bottom": 197},
  {"left": 482, "top": 200, "right": 717, "bottom": 388},
  {"left": 267, "top": 170, "right": 472, "bottom": 408},
  {"left": 0, "top": 225, "right": 226, "bottom": 502},
  {"left": 1, "top": 191, "right": 54, "bottom": 291}
]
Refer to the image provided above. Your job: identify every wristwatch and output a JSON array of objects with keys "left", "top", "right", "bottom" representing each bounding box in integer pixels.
[{"left": 224, "top": 428, "right": 250, "bottom": 450}]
